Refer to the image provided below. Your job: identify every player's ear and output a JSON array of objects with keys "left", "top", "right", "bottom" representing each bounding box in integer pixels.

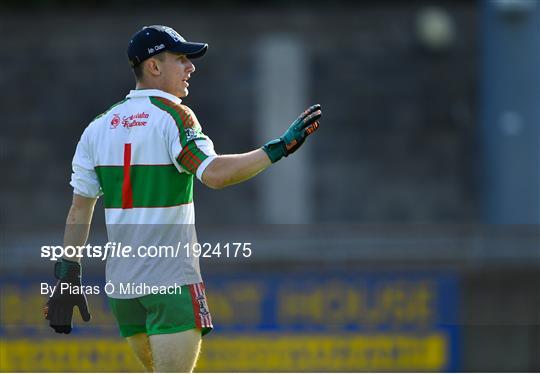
[{"left": 145, "top": 57, "right": 162, "bottom": 77}]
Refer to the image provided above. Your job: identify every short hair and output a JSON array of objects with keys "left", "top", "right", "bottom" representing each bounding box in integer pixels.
[
  {"left": 131, "top": 53, "right": 166, "bottom": 81},
  {"left": 132, "top": 63, "right": 144, "bottom": 80}
]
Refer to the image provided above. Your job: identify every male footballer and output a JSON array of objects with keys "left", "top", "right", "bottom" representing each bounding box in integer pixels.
[{"left": 44, "top": 25, "right": 321, "bottom": 372}]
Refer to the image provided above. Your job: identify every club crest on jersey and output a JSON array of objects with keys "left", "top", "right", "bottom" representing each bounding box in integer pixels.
[
  {"left": 185, "top": 127, "right": 201, "bottom": 141},
  {"left": 110, "top": 114, "right": 121, "bottom": 129}
]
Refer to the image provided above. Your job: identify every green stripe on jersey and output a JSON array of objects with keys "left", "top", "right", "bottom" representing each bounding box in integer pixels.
[
  {"left": 178, "top": 141, "right": 209, "bottom": 175},
  {"left": 95, "top": 164, "right": 193, "bottom": 208},
  {"left": 149, "top": 97, "right": 188, "bottom": 147},
  {"left": 186, "top": 141, "right": 208, "bottom": 164}
]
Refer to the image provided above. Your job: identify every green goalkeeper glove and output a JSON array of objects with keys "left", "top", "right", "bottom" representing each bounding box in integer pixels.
[
  {"left": 44, "top": 258, "right": 91, "bottom": 334},
  {"left": 262, "top": 104, "right": 322, "bottom": 163}
]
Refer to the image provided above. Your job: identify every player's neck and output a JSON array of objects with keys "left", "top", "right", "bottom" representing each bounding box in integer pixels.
[
  {"left": 135, "top": 82, "right": 179, "bottom": 98},
  {"left": 135, "top": 81, "right": 159, "bottom": 91}
]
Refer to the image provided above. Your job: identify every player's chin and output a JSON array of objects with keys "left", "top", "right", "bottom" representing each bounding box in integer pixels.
[{"left": 178, "top": 88, "right": 189, "bottom": 98}]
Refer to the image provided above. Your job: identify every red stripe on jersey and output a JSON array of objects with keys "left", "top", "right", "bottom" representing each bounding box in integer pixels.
[
  {"left": 178, "top": 148, "right": 195, "bottom": 173},
  {"left": 179, "top": 148, "right": 201, "bottom": 174},
  {"left": 122, "top": 143, "right": 133, "bottom": 209},
  {"left": 189, "top": 284, "right": 202, "bottom": 329},
  {"left": 155, "top": 97, "right": 194, "bottom": 129},
  {"left": 198, "top": 283, "right": 212, "bottom": 327}
]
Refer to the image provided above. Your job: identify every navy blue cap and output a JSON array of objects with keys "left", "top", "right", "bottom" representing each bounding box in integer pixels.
[{"left": 127, "top": 25, "right": 208, "bottom": 67}]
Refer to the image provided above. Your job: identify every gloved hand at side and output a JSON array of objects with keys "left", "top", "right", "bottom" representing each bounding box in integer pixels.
[{"left": 44, "top": 258, "right": 91, "bottom": 334}]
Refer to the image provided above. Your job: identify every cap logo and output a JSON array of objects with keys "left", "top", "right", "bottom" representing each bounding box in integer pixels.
[
  {"left": 147, "top": 44, "right": 165, "bottom": 54},
  {"left": 162, "top": 26, "right": 184, "bottom": 42}
]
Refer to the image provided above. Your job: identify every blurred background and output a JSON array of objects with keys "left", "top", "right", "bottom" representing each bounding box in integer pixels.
[{"left": 1, "top": 0, "right": 540, "bottom": 372}]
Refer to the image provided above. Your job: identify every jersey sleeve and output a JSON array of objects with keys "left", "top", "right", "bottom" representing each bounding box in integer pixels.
[
  {"left": 166, "top": 104, "right": 217, "bottom": 180},
  {"left": 70, "top": 126, "right": 103, "bottom": 198}
]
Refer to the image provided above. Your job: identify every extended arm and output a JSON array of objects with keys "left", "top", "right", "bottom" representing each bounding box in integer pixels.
[
  {"left": 201, "top": 104, "right": 322, "bottom": 189},
  {"left": 201, "top": 149, "right": 271, "bottom": 189}
]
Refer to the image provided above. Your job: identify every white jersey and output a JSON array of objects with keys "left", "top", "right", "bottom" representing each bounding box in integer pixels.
[{"left": 70, "top": 89, "right": 217, "bottom": 298}]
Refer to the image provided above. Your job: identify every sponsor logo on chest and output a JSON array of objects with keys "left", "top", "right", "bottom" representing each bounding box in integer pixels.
[{"left": 110, "top": 112, "right": 149, "bottom": 129}]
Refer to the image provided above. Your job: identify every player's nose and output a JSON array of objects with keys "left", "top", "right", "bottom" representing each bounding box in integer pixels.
[{"left": 187, "top": 60, "right": 195, "bottom": 74}]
